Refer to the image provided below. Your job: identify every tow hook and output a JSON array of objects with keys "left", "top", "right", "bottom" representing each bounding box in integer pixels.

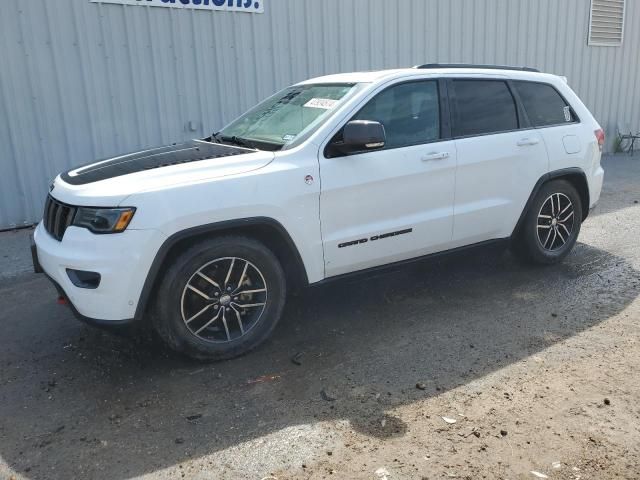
[{"left": 57, "top": 296, "right": 68, "bottom": 305}]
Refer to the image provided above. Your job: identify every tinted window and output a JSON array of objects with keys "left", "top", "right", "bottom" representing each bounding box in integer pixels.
[
  {"left": 514, "top": 81, "right": 576, "bottom": 127},
  {"left": 353, "top": 81, "right": 440, "bottom": 149},
  {"left": 452, "top": 80, "right": 518, "bottom": 137}
]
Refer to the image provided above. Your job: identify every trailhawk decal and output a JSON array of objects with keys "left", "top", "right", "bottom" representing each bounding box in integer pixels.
[{"left": 338, "top": 229, "right": 413, "bottom": 249}]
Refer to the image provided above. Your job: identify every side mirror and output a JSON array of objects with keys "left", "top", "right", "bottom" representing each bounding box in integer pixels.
[{"left": 327, "top": 120, "right": 386, "bottom": 157}]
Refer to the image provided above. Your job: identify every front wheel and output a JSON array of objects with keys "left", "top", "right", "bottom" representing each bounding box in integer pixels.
[
  {"left": 511, "top": 179, "right": 583, "bottom": 265},
  {"left": 152, "top": 236, "right": 287, "bottom": 361}
]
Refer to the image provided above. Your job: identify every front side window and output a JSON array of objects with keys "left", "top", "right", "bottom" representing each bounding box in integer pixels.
[
  {"left": 219, "top": 83, "right": 362, "bottom": 150},
  {"left": 514, "top": 81, "right": 576, "bottom": 127},
  {"left": 452, "top": 80, "right": 518, "bottom": 137},
  {"left": 352, "top": 81, "right": 440, "bottom": 149}
]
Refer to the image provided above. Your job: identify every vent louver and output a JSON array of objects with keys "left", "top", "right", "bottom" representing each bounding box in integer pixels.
[{"left": 589, "top": 0, "right": 626, "bottom": 46}]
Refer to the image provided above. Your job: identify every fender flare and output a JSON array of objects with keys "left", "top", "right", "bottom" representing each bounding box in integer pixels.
[
  {"left": 512, "top": 167, "right": 590, "bottom": 237},
  {"left": 134, "top": 217, "right": 308, "bottom": 322}
]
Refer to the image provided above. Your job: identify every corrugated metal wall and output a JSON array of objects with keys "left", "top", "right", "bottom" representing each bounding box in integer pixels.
[{"left": 1, "top": 0, "right": 639, "bottom": 229}]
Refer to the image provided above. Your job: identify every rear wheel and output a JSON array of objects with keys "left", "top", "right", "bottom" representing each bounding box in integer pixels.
[
  {"left": 152, "top": 236, "right": 286, "bottom": 360},
  {"left": 512, "top": 179, "right": 583, "bottom": 264}
]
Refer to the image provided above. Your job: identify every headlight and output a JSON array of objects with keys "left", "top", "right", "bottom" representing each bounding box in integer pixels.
[{"left": 73, "top": 207, "right": 136, "bottom": 234}]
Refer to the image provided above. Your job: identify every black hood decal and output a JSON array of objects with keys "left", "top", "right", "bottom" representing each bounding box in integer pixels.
[{"left": 61, "top": 140, "right": 249, "bottom": 186}]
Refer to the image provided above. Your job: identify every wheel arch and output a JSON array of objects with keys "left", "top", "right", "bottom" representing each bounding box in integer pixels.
[
  {"left": 513, "top": 167, "right": 590, "bottom": 237},
  {"left": 134, "top": 217, "right": 308, "bottom": 322}
]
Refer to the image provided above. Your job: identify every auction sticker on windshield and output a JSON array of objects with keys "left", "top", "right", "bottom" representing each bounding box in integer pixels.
[{"left": 304, "top": 98, "right": 339, "bottom": 110}]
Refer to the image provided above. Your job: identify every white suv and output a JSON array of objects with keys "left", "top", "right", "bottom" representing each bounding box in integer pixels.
[{"left": 33, "top": 64, "right": 605, "bottom": 360}]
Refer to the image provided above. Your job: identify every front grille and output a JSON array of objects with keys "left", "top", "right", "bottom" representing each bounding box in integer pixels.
[{"left": 43, "top": 195, "right": 77, "bottom": 241}]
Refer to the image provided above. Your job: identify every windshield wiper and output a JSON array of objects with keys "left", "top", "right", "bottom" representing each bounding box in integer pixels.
[
  {"left": 211, "top": 132, "right": 260, "bottom": 150},
  {"left": 210, "top": 131, "right": 224, "bottom": 144},
  {"left": 220, "top": 135, "right": 257, "bottom": 150},
  {"left": 209, "top": 132, "right": 253, "bottom": 149}
]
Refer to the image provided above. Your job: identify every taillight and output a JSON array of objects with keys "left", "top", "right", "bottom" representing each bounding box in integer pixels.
[{"left": 594, "top": 128, "right": 605, "bottom": 151}]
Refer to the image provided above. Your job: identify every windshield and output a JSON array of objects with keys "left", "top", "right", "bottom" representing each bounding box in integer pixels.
[{"left": 217, "top": 83, "right": 362, "bottom": 150}]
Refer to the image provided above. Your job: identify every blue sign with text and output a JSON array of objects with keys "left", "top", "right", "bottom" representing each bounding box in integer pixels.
[{"left": 90, "top": 0, "right": 264, "bottom": 13}]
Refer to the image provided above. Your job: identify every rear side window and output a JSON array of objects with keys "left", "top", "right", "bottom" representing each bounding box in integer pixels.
[
  {"left": 352, "top": 80, "right": 440, "bottom": 149},
  {"left": 514, "top": 81, "right": 577, "bottom": 127},
  {"left": 452, "top": 80, "right": 518, "bottom": 137}
]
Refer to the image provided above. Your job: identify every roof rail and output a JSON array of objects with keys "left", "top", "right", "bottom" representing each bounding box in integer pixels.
[{"left": 415, "top": 63, "right": 540, "bottom": 73}]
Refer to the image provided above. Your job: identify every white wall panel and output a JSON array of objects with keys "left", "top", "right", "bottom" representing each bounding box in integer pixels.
[{"left": 0, "top": 0, "right": 638, "bottom": 228}]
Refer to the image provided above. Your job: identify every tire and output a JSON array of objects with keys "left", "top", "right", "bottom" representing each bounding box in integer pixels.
[
  {"left": 511, "top": 179, "right": 583, "bottom": 265},
  {"left": 152, "top": 236, "right": 287, "bottom": 361}
]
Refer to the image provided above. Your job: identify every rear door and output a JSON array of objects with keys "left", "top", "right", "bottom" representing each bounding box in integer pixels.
[
  {"left": 511, "top": 80, "right": 586, "bottom": 171},
  {"left": 449, "top": 78, "right": 548, "bottom": 245},
  {"left": 319, "top": 79, "right": 457, "bottom": 277}
]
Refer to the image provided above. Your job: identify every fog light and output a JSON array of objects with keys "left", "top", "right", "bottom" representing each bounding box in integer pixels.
[{"left": 66, "top": 269, "right": 101, "bottom": 289}]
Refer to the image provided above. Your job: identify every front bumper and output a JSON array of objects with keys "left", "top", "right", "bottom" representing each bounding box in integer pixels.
[
  {"left": 30, "top": 235, "right": 43, "bottom": 274},
  {"left": 44, "top": 270, "right": 136, "bottom": 330},
  {"left": 33, "top": 222, "right": 166, "bottom": 324}
]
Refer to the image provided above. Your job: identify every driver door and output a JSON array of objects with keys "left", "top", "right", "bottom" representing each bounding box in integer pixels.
[{"left": 319, "top": 79, "right": 457, "bottom": 278}]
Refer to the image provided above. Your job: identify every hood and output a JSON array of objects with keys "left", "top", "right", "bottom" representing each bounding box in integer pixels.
[{"left": 51, "top": 140, "right": 275, "bottom": 206}]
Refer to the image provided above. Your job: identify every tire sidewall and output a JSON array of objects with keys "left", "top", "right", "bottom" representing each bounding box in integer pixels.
[{"left": 523, "top": 180, "right": 583, "bottom": 263}]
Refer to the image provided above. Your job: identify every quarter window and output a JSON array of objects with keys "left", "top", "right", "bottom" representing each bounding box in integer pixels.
[
  {"left": 452, "top": 80, "right": 518, "bottom": 137},
  {"left": 352, "top": 81, "right": 440, "bottom": 149},
  {"left": 514, "top": 81, "right": 576, "bottom": 127}
]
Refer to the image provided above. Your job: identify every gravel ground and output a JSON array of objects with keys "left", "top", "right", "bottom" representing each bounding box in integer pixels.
[
  {"left": 0, "top": 227, "right": 35, "bottom": 281},
  {"left": 0, "top": 155, "right": 639, "bottom": 480}
]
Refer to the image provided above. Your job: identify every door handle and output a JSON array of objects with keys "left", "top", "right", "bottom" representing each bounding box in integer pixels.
[
  {"left": 421, "top": 151, "right": 450, "bottom": 161},
  {"left": 517, "top": 138, "right": 540, "bottom": 147}
]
